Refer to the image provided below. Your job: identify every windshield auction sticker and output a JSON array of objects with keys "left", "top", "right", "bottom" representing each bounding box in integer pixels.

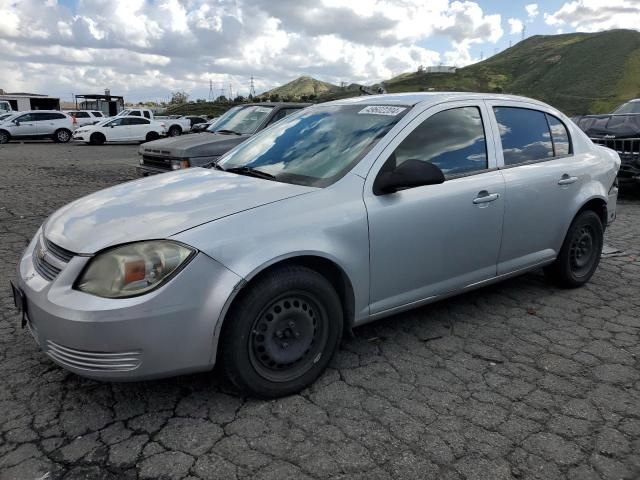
[{"left": 358, "top": 106, "right": 407, "bottom": 116}]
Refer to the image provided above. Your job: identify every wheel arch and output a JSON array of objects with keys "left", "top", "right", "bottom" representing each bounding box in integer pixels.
[
  {"left": 212, "top": 253, "right": 356, "bottom": 364},
  {"left": 0, "top": 129, "right": 11, "bottom": 141},
  {"left": 576, "top": 196, "right": 607, "bottom": 228}
]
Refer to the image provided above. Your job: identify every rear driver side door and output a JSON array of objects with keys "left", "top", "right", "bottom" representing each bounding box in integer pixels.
[{"left": 364, "top": 102, "right": 506, "bottom": 316}]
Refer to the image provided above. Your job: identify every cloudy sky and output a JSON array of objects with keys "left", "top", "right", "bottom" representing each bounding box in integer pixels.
[{"left": 0, "top": 0, "right": 638, "bottom": 102}]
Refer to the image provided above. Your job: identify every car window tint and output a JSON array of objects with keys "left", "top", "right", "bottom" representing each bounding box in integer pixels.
[
  {"left": 33, "top": 113, "right": 53, "bottom": 121},
  {"left": 16, "top": 114, "right": 33, "bottom": 122},
  {"left": 494, "top": 107, "right": 553, "bottom": 165},
  {"left": 129, "top": 118, "right": 149, "bottom": 125},
  {"left": 266, "top": 109, "right": 288, "bottom": 126},
  {"left": 393, "top": 106, "right": 488, "bottom": 177},
  {"left": 130, "top": 111, "right": 141, "bottom": 117},
  {"left": 143, "top": 111, "right": 150, "bottom": 119},
  {"left": 92, "top": 112, "right": 103, "bottom": 117},
  {"left": 75, "top": 112, "right": 90, "bottom": 118},
  {"left": 546, "top": 114, "right": 571, "bottom": 156}
]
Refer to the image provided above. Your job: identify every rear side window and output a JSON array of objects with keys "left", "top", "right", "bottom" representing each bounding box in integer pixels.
[
  {"left": 92, "top": 111, "right": 103, "bottom": 117},
  {"left": 546, "top": 114, "right": 571, "bottom": 156},
  {"left": 143, "top": 111, "right": 151, "bottom": 119},
  {"left": 493, "top": 107, "right": 554, "bottom": 165},
  {"left": 130, "top": 111, "right": 141, "bottom": 117},
  {"left": 393, "top": 106, "right": 488, "bottom": 177}
]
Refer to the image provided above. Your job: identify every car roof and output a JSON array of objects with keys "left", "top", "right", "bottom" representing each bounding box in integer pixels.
[
  {"left": 245, "top": 102, "right": 312, "bottom": 108},
  {"left": 324, "top": 92, "right": 550, "bottom": 108},
  {"left": 17, "top": 110, "right": 69, "bottom": 113}
]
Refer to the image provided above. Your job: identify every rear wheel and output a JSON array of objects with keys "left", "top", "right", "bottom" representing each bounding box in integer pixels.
[
  {"left": 145, "top": 131, "right": 160, "bottom": 142},
  {"left": 544, "top": 210, "right": 603, "bottom": 288},
  {"left": 222, "top": 266, "right": 343, "bottom": 398},
  {"left": 89, "top": 133, "right": 105, "bottom": 145},
  {"left": 0, "top": 130, "right": 9, "bottom": 144},
  {"left": 168, "top": 125, "right": 181, "bottom": 137},
  {"left": 53, "top": 129, "right": 71, "bottom": 143}
]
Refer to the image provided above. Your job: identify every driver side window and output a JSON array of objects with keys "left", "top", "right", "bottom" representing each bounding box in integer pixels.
[{"left": 393, "top": 106, "right": 488, "bottom": 178}]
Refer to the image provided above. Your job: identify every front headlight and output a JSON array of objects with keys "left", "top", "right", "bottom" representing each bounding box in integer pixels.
[
  {"left": 76, "top": 240, "right": 195, "bottom": 298},
  {"left": 170, "top": 159, "right": 190, "bottom": 170}
]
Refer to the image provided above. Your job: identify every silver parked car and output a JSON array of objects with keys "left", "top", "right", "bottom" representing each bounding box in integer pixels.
[
  {"left": 0, "top": 110, "right": 75, "bottom": 144},
  {"left": 13, "top": 93, "right": 620, "bottom": 398}
]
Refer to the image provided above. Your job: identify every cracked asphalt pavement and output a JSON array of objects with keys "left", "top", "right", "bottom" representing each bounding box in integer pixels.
[{"left": 1, "top": 142, "right": 640, "bottom": 480}]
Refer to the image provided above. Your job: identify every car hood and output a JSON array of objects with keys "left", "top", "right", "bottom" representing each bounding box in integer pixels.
[
  {"left": 140, "top": 132, "right": 250, "bottom": 158},
  {"left": 574, "top": 114, "right": 640, "bottom": 139},
  {"left": 44, "top": 168, "right": 316, "bottom": 254}
]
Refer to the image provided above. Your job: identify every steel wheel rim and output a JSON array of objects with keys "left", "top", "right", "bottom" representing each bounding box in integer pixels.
[
  {"left": 248, "top": 291, "right": 328, "bottom": 383},
  {"left": 569, "top": 225, "right": 596, "bottom": 277}
]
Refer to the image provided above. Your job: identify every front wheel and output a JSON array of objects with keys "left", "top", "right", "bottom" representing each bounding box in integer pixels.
[
  {"left": 544, "top": 210, "right": 603, "bottom": 288},
  {"left": 89, "top": 133, "right": 105, "bottom": 145},
  {"left": 0, "top": 130, "right": 9, "bottom": 144},
  {"left": 222, "top": 266, "right": 343, "bottom": 398},
  {"left": 145, "top": 131, "right": 160, "bottom": 142},
  {"left": 53, "top": 129, "right": 71, "bottom": 143}
]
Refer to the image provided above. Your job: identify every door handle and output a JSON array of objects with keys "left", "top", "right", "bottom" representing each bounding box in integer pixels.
[
  {"left": 558, "top": 174, "right": 578, "bottom": 185},
  {"left": 473, "top": 191, "right": 500, "bottom": 204}
]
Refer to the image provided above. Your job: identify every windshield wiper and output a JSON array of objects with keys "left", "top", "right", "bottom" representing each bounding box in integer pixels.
[
  {"left": 225, "top": 166, "right": 276, "bottom": 181},
  {"left": 215, "top": 129, "right": 242, "bottom": 136}
]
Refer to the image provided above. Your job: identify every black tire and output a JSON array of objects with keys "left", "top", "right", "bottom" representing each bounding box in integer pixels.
[
  {"left": 0, "top": 130, "right": 9, "bottom": 144},
  {"left": 53, "top": 129, "right": 71, "bottom": 143},
  {"left": 544, "top": 210, "right": 603, "bottom": 288},
  {"left": 168, "top": 125, "right": 181, "bottom": 137},
  {"left": 222, "top": 265, "right": 343, "bottom": 398},
  {"left": 145, "top": 131, "right": 160, "bottom": 142},
  {"left": 89, "top": 133, "right": 105, "bottom": 145}
]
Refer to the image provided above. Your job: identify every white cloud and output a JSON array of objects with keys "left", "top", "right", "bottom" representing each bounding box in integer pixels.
[
  {"left": 508, "top": 18, "right": 524, "bottom": 35},
  {"left": 525, "top": 4, "right": 539, "bottom": 19},
  {"left": 0, "top": 0, "right": 504, "bottom": 100},
  {"left": 544, "top": 0, "right": 640, "bottom": 31}
]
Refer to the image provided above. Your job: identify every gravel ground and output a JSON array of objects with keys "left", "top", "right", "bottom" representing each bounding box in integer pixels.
[{"left": 1, "top": 142, "right": 639, "bottom": 480}]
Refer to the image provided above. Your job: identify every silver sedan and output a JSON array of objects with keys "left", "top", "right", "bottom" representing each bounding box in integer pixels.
[{"left": 13, "top": 93, "right": 620, "bottom": 398}]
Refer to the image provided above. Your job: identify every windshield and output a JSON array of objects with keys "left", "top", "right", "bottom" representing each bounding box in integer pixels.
[
  {"left": 206, "top": 107, "right": 240, "bottom": 132},
  {"left": 218, "top": 104, "right": 409, "bottom": 187},
  {"left": 0, "top": 113, "right": 13, "bottom": 122},
  {"left": 613, "top": 101, "right": 640, "bottom": 114},
  {"left": 211, "top": 105, "right": 273, "bottom": 135}
]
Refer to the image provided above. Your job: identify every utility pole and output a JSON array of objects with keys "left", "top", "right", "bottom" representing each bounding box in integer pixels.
[
  {"left": 249, "top": 76, "right": 256, "bottom": 98},
  {"left": 208, "top": 80, "right": 214, "bottom": 102}
]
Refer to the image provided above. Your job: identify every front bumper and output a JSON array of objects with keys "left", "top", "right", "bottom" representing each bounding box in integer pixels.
[
  {"left": 15, "top": 231, "right": 242, "bottom": 381},
  {"left": 136, "top": 164, "right": 171, "bottom": 176}
]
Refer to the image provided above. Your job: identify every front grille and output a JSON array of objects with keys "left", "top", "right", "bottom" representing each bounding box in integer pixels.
[
  {"left": 33, "top": 253, "right": 61, "bottom": 281},
  {"left": 591, "top": 137, "right": 640, "bottom": 177},
  {"left": 45, "top": 238, "right": 75, "bottom": 262},
  {"left": 142, "top": 154, "right": 173, "bottom": 171},
  {"left": 46, "top": 340, "right": 142, "bottom": 372},
  {"left": 32, "top": 237, "right": 76, "bottom": 281}
]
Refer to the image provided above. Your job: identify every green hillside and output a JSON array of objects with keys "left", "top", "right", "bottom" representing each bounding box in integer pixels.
[
  {"left": 382, "top": 29, "right": 640, "bottom": 115},
  {"left": 262, "top": 75, "right": 341, "bottom": 98}
]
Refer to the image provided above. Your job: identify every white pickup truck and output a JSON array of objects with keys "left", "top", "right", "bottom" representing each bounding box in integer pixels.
[
  {"left": 0, "top": 101, "right": 13, "bottom": 114},
  {"left": 116, "top": 109, "right": 191, "bottom": 136}
]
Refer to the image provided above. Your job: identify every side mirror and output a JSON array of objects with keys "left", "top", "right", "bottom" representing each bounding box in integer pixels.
[
  {"left": 13, "top": 120, "right": 20, "bottom": 126},
  {"left": 374, "top": 159, "right": 445, "bottom": 195}
]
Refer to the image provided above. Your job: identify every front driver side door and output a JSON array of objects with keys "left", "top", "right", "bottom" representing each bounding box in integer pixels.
[
  {"left": 364, "top": 102, "right": 506, "bottom": 316},
  {"left": 106, "top": 118, "right": 131, "bottom": 141},
  {"left": 12, "top": 113, "right": 38, "bottom": 137}
]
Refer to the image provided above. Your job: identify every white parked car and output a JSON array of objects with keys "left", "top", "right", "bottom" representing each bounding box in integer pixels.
[
  {"left": 117, "top": 108, "right": 192, "bottom": 136},
  {"left": 65, "top": 110, "right": 106, "bottom": 127},
  {"left": 72, "top": 116, "right": 166, "bottom": 145},
  {"left": 0, "top": 110, "right": 74, "bottom": 144}
]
